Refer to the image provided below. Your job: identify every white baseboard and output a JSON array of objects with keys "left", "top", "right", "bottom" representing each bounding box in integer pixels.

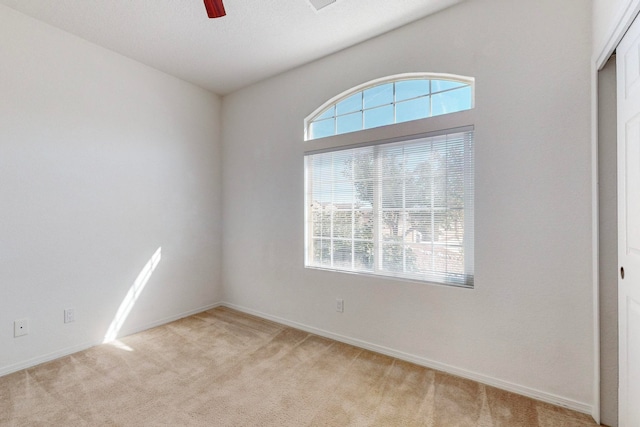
[
  {"left": 0, "top": 341, "right": 96, "bottom": 378},
  {"left": 0, "top": 302, "right": 222, "bottom": 378},
  {"left": 221, "top": 302, "right": 593, "bottom": 416},
  {"left": 113, "top": 302, "right": 222, "bottom": 340}
]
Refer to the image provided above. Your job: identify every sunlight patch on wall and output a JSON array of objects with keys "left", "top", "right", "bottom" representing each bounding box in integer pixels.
[{"left": 103, "top": 247, "right": 162, "bottom": 343}]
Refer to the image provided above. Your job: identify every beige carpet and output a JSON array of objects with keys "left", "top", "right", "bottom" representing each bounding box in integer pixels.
[{"left": 0, "top": 307, "right": 599, "bottom": 426}]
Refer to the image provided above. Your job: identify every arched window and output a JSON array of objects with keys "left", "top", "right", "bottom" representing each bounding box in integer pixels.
[
  {"left": 305, "top": 73, "right": 474, "bottom": 141},
  {"left": 304, "top": 73, "right": 475, "bottom": 287}
]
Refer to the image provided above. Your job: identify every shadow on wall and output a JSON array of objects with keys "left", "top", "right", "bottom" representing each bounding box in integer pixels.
[{"left": 103, "top": 247, "right": 162, "bottom": 343}]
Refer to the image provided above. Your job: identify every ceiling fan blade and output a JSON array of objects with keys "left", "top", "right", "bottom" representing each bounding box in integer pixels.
[{"left": 203, "top": 0, "right": 226, "bottom": 18}]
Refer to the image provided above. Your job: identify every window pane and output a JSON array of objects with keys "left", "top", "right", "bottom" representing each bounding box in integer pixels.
[
  {"left": 396, "top": 80, "right": 430, "bottom": 101},
  {"left": 310, "top": 156, "right": 333, "bottom": 204},
  {"left": 445, "top": 246, "right": 464, "bottom": 275},
  {"left": 316, "top": 106, "right": 335, "bottom": 120},
  {"left": 433, "top": 243, "right": 448, "bottom": 274},
  {"left": 406, "top": 211, "right": 433, "bottom": 243},
  {"left": 333, "top": 210, "right": 353, "bottom": 238},
  {"left": 354, "top": 210, "right": 373, "bottom": 239},
  {"left": 332, "top": 240, "right": 353, "bottom": 269},
  {"left": 320, "top": 209, "right": 331, "bottom": 236},
  {"left": 336, "top": 93, "right": 362, "bottom": 115},
  {"left": 311, "top": 203, "right": 323, "bottom": 237},
  {"left": 432, "top": 86, "right": 472, "bottom": 116},
  {"left": 404, "top": 179, "right": 428, "bottom": 209},
  {"left": 353, "top": 180, "right": 373, "bottom": 208},
  {"left": 337, "top": 112, "right": 362, "bottom": 134},
  {"left": 354, "top": 241, "right": 374, "bottom": 271},
  {"left": 349, "top": 151, "right": 374, "bottom": 180},
  {"left": 446, "top": 169, "right": 464, "bottom": 208},
  {"left": 433, "top": 211, "right": 448, "bottom": 242},
  {"left": 380, "top": 146, "right": 404, "bottom": 177},
  {"left": 333, "top": 181, "right": 354, "bottom": 206},
  {"left": 404, "top": 144, "right": 429, "bottom": 171},
  {"left": 312, "top": 239, "right": 331, "bottom": 266},
  {"left": 381, "top": 211, "right": 404, "bottom": 241},
  {"left": 309, "top": 118, "right": 335, "bottom": 139},
  {"left": 382, "top": 178, "right": 404, "bottom": 209},
  {"left": 431, "top": 80, "right": 467, "bottom": 93},
  {"left": 396, "top": 97, "right": 430, "bottom": 124},
  {"left": 344, "top": 150, "right": 375, "bottom": 208},
  {"left": 331, "top": 151, "right": 353, "bottom": 180},
  {"left": 364, "top": 83, "right": 393, "bottom": 109},
  {"left": 432, "top": 170, "right": 447, "bottom": 209},
  {"left": 446, "top": 208, "right": 464, "bottom": 243},
  {"left": 381, "top": 242, "right": 406, "bottom": 273},
  {"left": 364, "top": 105, "right": 394, "bottom": 129}
]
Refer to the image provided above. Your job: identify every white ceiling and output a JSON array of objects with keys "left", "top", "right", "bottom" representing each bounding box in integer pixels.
[{"left": 0, "top": 0, "right": 461, "bottom": 95}]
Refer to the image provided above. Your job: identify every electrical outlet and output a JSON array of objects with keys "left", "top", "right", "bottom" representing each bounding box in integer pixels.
[
  {"left": 14, "top": 319, "right": 29, "bottom": 337},
  {"left": 336, "top": 298, "right": 344, "bottom": 313},
  {"left": 64, "top": 309, "right": 75, "bottom": 323}
]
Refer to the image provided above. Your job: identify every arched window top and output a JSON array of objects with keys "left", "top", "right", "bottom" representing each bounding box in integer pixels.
[{"left": 305, "top": 73, "right": 474, "bottom": 141}]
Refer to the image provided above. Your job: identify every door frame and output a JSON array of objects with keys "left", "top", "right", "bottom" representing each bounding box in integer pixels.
[
  {"left": 594, "top": 1, "right": 640, "bottom": 424},
  {"left": 595, "top": 1, "right": 640, "bottom": 70}
]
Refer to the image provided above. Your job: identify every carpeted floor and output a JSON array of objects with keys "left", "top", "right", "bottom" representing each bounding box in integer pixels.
[{"left": 0, "top": 307, "right": 599, "bottom": 426}]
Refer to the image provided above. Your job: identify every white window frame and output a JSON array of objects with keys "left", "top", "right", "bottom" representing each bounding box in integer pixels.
[{"left": 304, "top": 73, "right": 476, "bottom": 288}]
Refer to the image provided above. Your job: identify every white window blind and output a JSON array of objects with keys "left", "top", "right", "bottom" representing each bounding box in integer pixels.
[{"left": 304, "top": 129, "right": 474, "bottom": 287}]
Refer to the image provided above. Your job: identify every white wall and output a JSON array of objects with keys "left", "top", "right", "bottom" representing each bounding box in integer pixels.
[
  {"left": 222, "top": 0, "right": 595, "bottom": 413},
  {"left": 593, "top": 0, "right": 640, "bottom": 65},
  {"left": 593, "top": 0, "right": 626, "bottom": 56},
  {"left": 0, "top": 5, "right": 223, "bottom": 374}
]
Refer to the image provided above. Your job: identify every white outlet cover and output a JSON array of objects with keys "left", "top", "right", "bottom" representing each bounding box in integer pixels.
[{"left": 14, "top": 318, "right": 29, "bottom": 337}]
